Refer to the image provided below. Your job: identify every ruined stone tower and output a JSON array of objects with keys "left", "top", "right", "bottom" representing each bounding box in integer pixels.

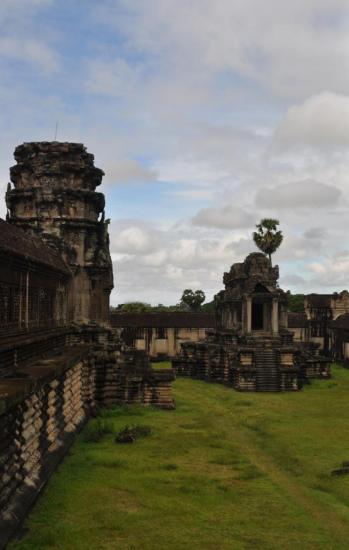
[
  {"left": 0, "top": 142, "right": 175, "bottom": 546},
  {"left": 5, "top": 142, "right": 113, "bottom": 325},
  {"left": 216, "top": 252, "right": 289, "bottom": 336},
  {"left": 174, "top": 252, "right": 331, "bottom": 391}
]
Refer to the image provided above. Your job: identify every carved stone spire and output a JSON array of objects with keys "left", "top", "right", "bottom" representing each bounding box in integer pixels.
[{"left": 6, "top": 141, "right": 113, "bottom": 325}]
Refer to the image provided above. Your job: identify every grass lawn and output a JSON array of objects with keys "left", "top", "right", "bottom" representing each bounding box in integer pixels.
[
  {"left": 9, "top": 364, "right": 349, "bottom": 550},
  {"left": 150, "top": 361, "right": 173, "bottom": 369}
]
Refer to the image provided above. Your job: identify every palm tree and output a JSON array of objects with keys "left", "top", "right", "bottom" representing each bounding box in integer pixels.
[{"left": 253, "top": 218, "right": 283, "bottom": 265}]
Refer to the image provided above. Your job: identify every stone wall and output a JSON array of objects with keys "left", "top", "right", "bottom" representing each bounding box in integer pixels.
[
  {"left": 0, "top": 342, "right": 175, "bottom": 549},
  {"left": 110, "top": 312, "right": 214, "bottom": 360},
  {"left": 0, "top": 221, "right": 70, "bottom": 341},
  {"left": 173, "top": 338, "right": 304, "bottom": 392},
  {"left": 0, "top": 347, "right": 90, "bottom": 549},
  {"left": 0, "top": 142, "right": 176, "bottom": 547}
]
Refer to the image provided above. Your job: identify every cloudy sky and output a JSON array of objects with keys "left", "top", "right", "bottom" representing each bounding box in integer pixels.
[{"left": 1, "top": 0, "right": 349, "bottom": 305}]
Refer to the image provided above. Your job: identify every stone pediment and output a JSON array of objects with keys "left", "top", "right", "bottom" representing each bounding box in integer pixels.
[{"left": 223, "top": 252, "right": 279, "bottom": 293}]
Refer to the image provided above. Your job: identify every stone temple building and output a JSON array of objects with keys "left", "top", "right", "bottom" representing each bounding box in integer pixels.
[
  {"left": 173, "top": 253, "right": 330, "bottom": 391},
  {"left": 110, "top": 311, "right": 214, "bottom": 359},
  {"left": 304, "top": 292, "right": 349, "bottom": 354},
  {"left": 287, "top": 292, "right": 349, "bottom": 359},
  {"left": 0, "top": 142, "right": 174, "bottom": 546},
  {"left": 330, "top": 313, "right": 349, "bottom": 362}
]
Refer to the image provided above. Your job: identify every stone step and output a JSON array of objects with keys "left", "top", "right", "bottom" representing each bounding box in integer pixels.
[{"left": 254, "top": 348, "right": 281, "bottom": 391}]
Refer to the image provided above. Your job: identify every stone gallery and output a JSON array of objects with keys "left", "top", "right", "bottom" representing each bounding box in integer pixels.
[
  {"left": 110, "top": 311, "right": 214, "bottom": 359},
  {"left": 173, "top": 252, "right": 331, "bottom": 391},
  {"left": 0, "top": 142, "right": 174, "bottom": 547}
]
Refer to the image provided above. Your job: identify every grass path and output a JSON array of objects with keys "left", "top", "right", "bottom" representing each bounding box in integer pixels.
[
  {"left": 229, "top": 417, "right": 349, "bottom": 545},
  {"left": 9, "top": 365, "right": 349, "bottom": 550}
]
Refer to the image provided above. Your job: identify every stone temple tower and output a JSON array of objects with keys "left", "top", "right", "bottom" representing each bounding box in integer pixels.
[
  {"left": 5, "top": 142, "right": 113, "bottom": 325},
  {"left": 215, "top": 252, "right": 289, "bottom": 336},
  {"left": 174, "top": 253, "right": 304, "bottom": 391}
]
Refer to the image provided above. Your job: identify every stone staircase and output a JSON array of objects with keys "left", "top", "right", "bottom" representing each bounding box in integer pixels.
[{"left": 255, "top": 347, "right": 281, "bottom": 392}]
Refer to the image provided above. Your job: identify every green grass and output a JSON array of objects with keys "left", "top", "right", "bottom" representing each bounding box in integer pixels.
[
  {"left": 150, "top": 360, "right": 173, "bottom": 369},
  {"left": 9, "top": 365, "right": 349, "bottom": 550}
]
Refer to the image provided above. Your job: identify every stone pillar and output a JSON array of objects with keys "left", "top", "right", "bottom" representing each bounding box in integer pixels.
[
  {"left": 25, "top": 270, "right": 29, "bottom": 329},
  {"left": 272, "top": 298, "right": 279, "bottom": 334},
  {"left": 246, "top": 296, "right": 252, "bottom": 333},
  {"left": 150, "top": 328, "right": 157, "bottom": 358},
  {"left": 167, "top": 327, "right": 175, "bottom": 357}
]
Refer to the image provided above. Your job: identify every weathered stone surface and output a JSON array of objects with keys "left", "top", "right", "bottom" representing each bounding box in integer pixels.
[
  {"left": 6, "top": 141, "right": 112, "bottom": 326},
  {"left": 0, "top": 142, "right": 175, "bottom": 549},
  {"left": 173, "top": 252, "right": 331, "bottom": 392}
]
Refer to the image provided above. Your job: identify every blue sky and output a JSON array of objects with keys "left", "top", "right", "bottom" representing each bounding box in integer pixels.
[{"left": 1, "top": 0, "right": 349, "bottom": 305}]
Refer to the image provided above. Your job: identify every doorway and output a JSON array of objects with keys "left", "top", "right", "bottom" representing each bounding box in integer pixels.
[{"left": 252, "top": 302, "right": 264, "bottom": 331}]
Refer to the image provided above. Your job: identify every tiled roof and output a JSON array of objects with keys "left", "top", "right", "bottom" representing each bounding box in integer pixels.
[
  {"left": 0, "top": 219, "right": 70, "bottom": 275},
  {"left": 305, "top": 294, "right": 332, "bottom": 307},
  {"left": 111, "top": 312, "right": 215, "bottom": 328}
]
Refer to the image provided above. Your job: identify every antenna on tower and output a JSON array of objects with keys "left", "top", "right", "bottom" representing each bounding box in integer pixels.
[{"left": 54, "top": 121, "right": 59, "bottom": 141}]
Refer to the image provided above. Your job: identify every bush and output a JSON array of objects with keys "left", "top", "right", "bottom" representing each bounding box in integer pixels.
[
  {"left": 83, "top": 418, "right": 114, "bottom": 443},
  {"left": 161, "top": 463, "right": 178, "bottom": 471},
  {"left": 115, "top": 424, "right": 152, "bottom": 444},
  {"left": 132, "top": 425, "right": 152, "bottom": 438}
]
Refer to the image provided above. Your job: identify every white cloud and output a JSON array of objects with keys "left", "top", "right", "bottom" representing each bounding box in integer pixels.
[
  {"left": 274, "top": 93, "right": 349, "bottom": 150},
  {"left": 0, "top": 37, "right": 58, "bottom": 73},
  {"left": 255, "top": 179, "right": 342, "bottom": 209},
  {"left": 192, "top": 205, "right": 254, "bottom": 229},
  {"left": 303, "top": 227, "right": 327, "bottom": 240},
  {"left": 103, "top": 158, "right": 158, "bottom": 185},
  {"left": 302, "top": 253, "right": 349, "bottom": 291},
  {"left": 0, "top": 1, "right": 57, "bottom": 73},
  {"left": 94, "top": 0, "right": 349, "bottom": 99},
  {"left": 2, "top": 1, "right": 349, "bottom": 303},
  {"left": 0, "top": 181, "right": 7, "bottom": 219},
  {"left": 142, "top": 250, "right": 168, "bottom": 267},
  {"left": 84, "top": 3, "right": 349, "bottom": 301},
  {"left": 0, "top": 0, "right": 52, "bottom": 19},
  {"left": 86, "top": 58, "right": 140, "bottom": 98},
  {"left": 108, "top": 218, "right": 250, "bottom": 304},
  {"left": 309, "top": 262, "right": 327, "bottom": 274},
  {"left": 111, "top": 226, "right": 156, "bottom": 254},
  {"left": 155, "top": 159, "right": 230, "bottom": 186},
  {"left": 166, "top": 189, "right": 214, "bottom": 200}
]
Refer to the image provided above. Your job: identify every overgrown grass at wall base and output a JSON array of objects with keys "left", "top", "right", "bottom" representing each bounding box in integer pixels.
[
  {"left": 150, "top": 361, "right": 173, "bottom": 369},
  {"left": 9, "top": 364, "right": 349, "bottom": 550}
]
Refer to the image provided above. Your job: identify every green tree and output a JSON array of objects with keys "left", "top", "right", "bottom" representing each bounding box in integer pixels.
[
  {"left": 120, "top": 302, "right": 152, "bottom": 312},
  {"left": 253, "top": 218, "right": 283, "bottom": 265},
  {"left": 287, "top": 293, "right": 305, "bottom": 313},
  {"left": 180, "top": 289, "right": 206, "bottom": 311},
  {"left": 201, "top": 300, "right": 215, "bottom": 313}
]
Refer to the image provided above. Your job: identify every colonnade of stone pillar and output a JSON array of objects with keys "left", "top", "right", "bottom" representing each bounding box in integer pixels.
[{"left": 243, "top": 295, "right": 279, "bottom": 335}]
